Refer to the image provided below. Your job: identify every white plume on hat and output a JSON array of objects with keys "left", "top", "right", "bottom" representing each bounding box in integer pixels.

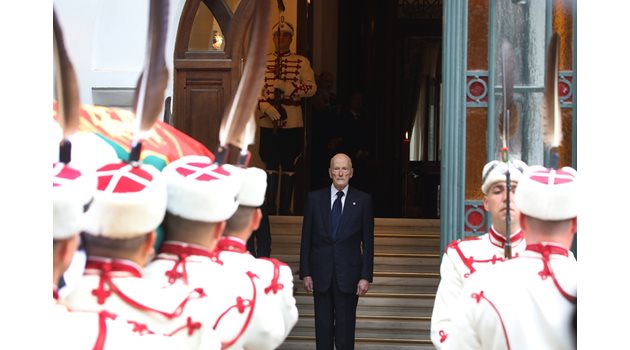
[
  {"left": 53, "top": 163, "right": 96, "bottom": 239},
  {"left": 83, "top": 162, "right": 167, "bottom": 238},
  {"left": 272, "top": 21, "right": 294, "bottom": 36},
  {"left": 481, "top": 159, "right": 528, "bottom": 194},
  {"left": 163, "top": 155, "right": 241, "bottom": 223},
  {"left": 514, "top": 165, "right": 578, "bottom": 221},
  {"left": 238, "top": 167, "right": 268, "bottom": 207}
]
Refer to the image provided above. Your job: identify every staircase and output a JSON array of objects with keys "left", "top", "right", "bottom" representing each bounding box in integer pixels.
[{"left": 269, "top": 216, "right": 441, "bottom": 350}]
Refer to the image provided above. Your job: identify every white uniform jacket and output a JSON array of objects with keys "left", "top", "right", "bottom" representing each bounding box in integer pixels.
[
  {"left": 431, "top": 227, "right": 526, "bottom": 349},
  {"left": 62, "top": 257, "right": 220, "bottom": 350},
  {"left": 53, "top": 292, "right": 179, "bottom": 349},
  {"left": 446, "top": 242, "right": 577, "bottom": 350},
  {"left": 144, "top": 240, "right": 286, "bottom": 350},
  {"left": 256, "top": 51, "right": 316, "bottom": 129},
  {"left": 215, "top": 237, "right": 298, "bottom": 341}
]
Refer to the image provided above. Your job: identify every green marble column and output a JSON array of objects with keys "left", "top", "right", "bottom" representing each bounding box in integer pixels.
[{"left": 440, "top": 0, "right": 468, "bottom": 252}]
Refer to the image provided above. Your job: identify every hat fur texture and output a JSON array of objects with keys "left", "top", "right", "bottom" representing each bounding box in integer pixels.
[
  {"left": 52, "top": 120, "right": 119, "bottom": 173},
  {"left": 83, "top": 162, "right": 166, "bottom": 238},
  {"left": 53, "top": 163, "right": 96, "bottom": 239},
  {"left": 163, "top": 155, "right": 240, "bottom": 223},
  {"left": 238, "top": 167, "right": 268, "bottom": 207},
  {"left": 514, "top": 165, "right": 578, "bottom": 221},
  {"left": 481, "top": 159, "right": 528, "bottom": 194},
  {"left": 272, "top": 21, "right": 294, "bottom": 36}
]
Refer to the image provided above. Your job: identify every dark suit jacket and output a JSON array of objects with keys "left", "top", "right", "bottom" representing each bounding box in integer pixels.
[{"left": 299, "top": 186, "right": 374, "bottom": 293}]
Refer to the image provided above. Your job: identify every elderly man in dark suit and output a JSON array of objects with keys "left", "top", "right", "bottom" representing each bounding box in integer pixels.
[{"left": 299, "top": 153, "right": 374, "bottom": 350}]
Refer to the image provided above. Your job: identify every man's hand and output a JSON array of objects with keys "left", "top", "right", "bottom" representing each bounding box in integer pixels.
[
  {"left": 356, "top": 279, "right": 369, "bottom": 296},
  {"left": 303, "top": 276, "right": 313, "bottom": 294},
  {"left": 260, "top": 102, "right": 281, "bottom": 121}
]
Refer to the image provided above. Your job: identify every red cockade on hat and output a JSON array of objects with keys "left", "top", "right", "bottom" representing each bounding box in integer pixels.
[
  {"left": 163, "top": 155, "right": 240, "bottom": 223},
  {"left": 53, "top": 163, "right": 82, "bottom": 187},
  {"left": 514, "top": 165, "right": 578, "bottom": 221},
  {"left": 175, "top": 161, "right": 232, "bottom": 181},
  {"left": 53, "top": 162, "right": 96, "bottom": 239},
  {"left": 529, "top": 168, "right": 575, "bottom": 186},
  {"left": 96, "top": 163, "right": 154, "bottom": 193},
  {"left": 84, "top": 161, "right": 166, "bottom": 238}
]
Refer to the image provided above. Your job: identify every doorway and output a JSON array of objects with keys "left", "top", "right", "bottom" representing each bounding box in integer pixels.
[
  {"left": 305, "top": 0, "right": 443, "bottom": 218},
  {"left": 172, "top": 0, "right": 444, "bottom": 218}
]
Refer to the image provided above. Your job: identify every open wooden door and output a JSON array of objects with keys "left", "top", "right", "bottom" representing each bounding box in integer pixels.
[{"left": 172, "top": 0, "right": 255, "bottom": 153}]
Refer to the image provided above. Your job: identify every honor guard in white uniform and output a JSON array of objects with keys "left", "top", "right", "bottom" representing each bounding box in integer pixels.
[
  {"left": 62, "top": 160, "right": 220, "bottom": 350},
  {"left": 51, "top": 120, "right": 122, "bottom": 299},
  {"left": 431, "top": 159, "right": 528, "bottom": 348},
  {"left": 52, "top": 162, "right": 178, "bottom": 349},
  {"left": 143, "top": 155, "right": 286, "bottom": 350},
  {"left": 256, "top": 20, "right": 317, "bottom": 215},
  {"left": 446, "top": 166, "right": 578, "bottom": 350},
  {"left": 215, "top": 167, "right": 299, "bottom": 342}
]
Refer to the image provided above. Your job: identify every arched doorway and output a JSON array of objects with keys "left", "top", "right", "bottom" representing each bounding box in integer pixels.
[{"left": 172, "top": 0, "right": 255, "bottom": 157}]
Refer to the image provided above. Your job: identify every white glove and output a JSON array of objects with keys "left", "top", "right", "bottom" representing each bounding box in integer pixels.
[{"left": 260, "top": 101, "right": 281, "bottom": 121}]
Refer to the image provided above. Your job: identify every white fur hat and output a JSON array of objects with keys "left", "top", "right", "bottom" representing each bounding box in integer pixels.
[
  {"left": 481, "top": 159, "right": 528, "bottom": 194},
  {"left": 53, "top": 163, "right": 96, "bottom": 239},
  {"left": 238, "top": 167, "right": 267, "bottom": 207},
  {"left": 52, "top": 120, "right": 120, "bottom": 173},
  {"left": 272, "top": 21, "right": 294, "bottom": 36},
  {"left": 163, "top": 155, "right": 240, "bottom": 222},
  {"left": 514, "top": 165, "right": 578, "bottom": 221},
  {"left": 83, "top": 162, "right": 167, "bottom": 238}
]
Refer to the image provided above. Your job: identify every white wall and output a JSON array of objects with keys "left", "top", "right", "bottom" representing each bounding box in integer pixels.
[{"left": 54, "top": 0, "right": 186, "bottom": 113}]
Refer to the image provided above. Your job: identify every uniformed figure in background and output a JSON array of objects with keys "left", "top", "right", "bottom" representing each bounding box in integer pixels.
[
  {"left": 447, "top": 166, "right": 578, "bottom": 350},
  {"left": 430, "top": 159, "right": 528, "bottom": 349},
  {"left": 256, "top": 20, "right": 317, "bottom": 216}
]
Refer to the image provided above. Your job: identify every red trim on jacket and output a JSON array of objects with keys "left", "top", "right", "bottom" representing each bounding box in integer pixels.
[
  {"left": 156, "top": 241, "right": 217, "bottom": 285},
  {"left": 526, "top": 243, "right": 576, "bottom": 303}
]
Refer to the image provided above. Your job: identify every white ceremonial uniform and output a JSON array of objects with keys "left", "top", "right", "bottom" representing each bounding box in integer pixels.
[
  {"left": 53, "top": 293, "right": 179, "bottom": 349},
  {"left": 256, "top": 51, "right": 316, "bottom": 129},
  {"left": 144, "top": 240, "right": 286, "bottom": 350},
  {"left": 63, "top": 257, "right": 221, "bottom": 350},
  {"left": 430, "top": 227, "right": 526, "bottom": 349},
  {"left": 446, "top": 242, "right": 577, "bottom": 350},
  {"left": 215, "top": 236, "right": 299, "bottom": 341}
]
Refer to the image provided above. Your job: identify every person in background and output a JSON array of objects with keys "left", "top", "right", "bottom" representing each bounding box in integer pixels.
[
  {"left": 256, "top": 20, "right": 317, "bottom": 215},
  {"left": 336, "top": 91, "right": 371, "bottom": 191},
  {"left": 246, "top": 213, "right": 272, "bottom": 258},
  {"left": 310, "top": 71, "right": 340, "bottom": 190}
]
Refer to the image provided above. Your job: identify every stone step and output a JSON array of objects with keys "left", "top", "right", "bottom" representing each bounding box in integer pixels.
[
  {"left": 269, "top": 217, "right": 441, "bottom": 236},
  {"left": 278, "top": 337, "right": 435, "bottom": 350},
  {"left": 290, "top": 315, "right": 431, "bottom": 339},
  {"left": 270, "top": 237, "right": 441, "bottom": 255},
  {"left": 294, "top": 293, "right": 436, "bottom": 318},
  {"left": 274, "top": 256, "right": 441, "bottom": 277},
  {"left": 288, "top": 274, "right": 439, "bottom": 295}
]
